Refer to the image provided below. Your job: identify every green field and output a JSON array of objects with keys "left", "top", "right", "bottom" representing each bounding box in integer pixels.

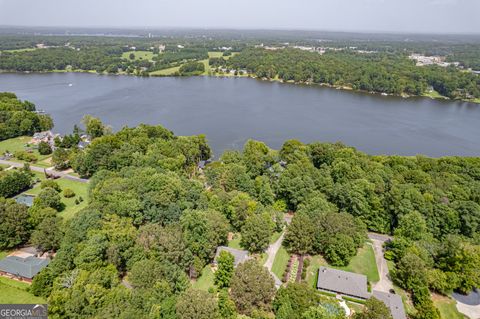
[
  {"left": 2, "top": 48, "right": 37, "bottom": 53},
  {"left": 192, "top": 266, "right": 214, "bottom": 291},
  {"left": 0, "top": 136, "right": 32, "bottom": 154},
  {"left": 0, "top": 277, "right": 45, "bottom": 304},
  {"left": 0, "top": 250, "right": 10, "bottom": 259},
  {"left": 150, "top": 52, "right": 238, "bottom": 76},
  {"left": 208, "top": 52, "right": 224, "bottom": 58},
  {"left": 122, "top": 50, "right": 155, "bottom": 61},
  {"left": 228, "top": 233, "right": 242, "bottom": 249},
  {"left": 306, "top": 243, "right": 379, "bottom": 287},
  {"left": 271, "top": 246, "right": 290, "bottom": 279},
  {"left": 423, "top": 90, "right": 447, "bottom": 99},
  {"left": 433, "top": 297, "right": 466, "bottom": 319},
  {"left": 22, "top": 177, "right": 88, "bottom": 220},
  {"left": 150, "top": 65, "right": 181, "bottom": 76},
  {"left": 0, "top": 136, "right": 52, "bottom": 163}
]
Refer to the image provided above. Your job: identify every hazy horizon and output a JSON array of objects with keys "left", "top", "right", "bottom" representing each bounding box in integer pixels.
[{"left": 0, "top": 0, "right": 479, "bottom": 34}]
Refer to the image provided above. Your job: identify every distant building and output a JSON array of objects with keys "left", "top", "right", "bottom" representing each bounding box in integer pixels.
[
  {"left": 31, "top": 131, "right": 59, "bottom": 147},
  {"left": 0, "top": 256, "right": 50, "bottom": 283},
  {"left": 316, "top": 267, "right": 406, "bottom": 319},
  {"left": 214, "top": 246, "right": 250, "bottom": 267}
]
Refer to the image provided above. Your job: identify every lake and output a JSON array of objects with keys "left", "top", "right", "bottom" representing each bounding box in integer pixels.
[{"left": 0, "top": 73, "right": 479, "bottom": 157}]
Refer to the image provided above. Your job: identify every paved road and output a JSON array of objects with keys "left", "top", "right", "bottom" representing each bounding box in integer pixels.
[
  {"left": 368, "top": 233, "right": 394, "bottom": 293},
  {"left": 456, "top": 301, "right": 480, "bottom": 319},
  {"left": 264, "top": 232, "right": 284, "bottom": 288},
  {"left": 0, "top": 159, "right": 88, "bottom": 183}
]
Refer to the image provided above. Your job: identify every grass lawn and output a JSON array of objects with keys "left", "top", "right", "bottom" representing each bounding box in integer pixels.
[
  {"left": 208, "top": 52, "right": 224, "bottom": 58},
  {"left": 22, "top": 177, "right": 88, "bottom": 220},
  {"left": 305, "top": 243, "right": 379, "bottom": 288},
  {"left": 423, "top": 90, "right": 447, "bottom": 99},
  {"left": 228, "top": 233, "right": 242, "bottom": 249},
  {"left": 192, "top": 266, "right": 214, "bottom": 291},
  {"left": 346, "top": 301, "right": 365, "bottom": 315},
  {"left": 270, "top": 232, "right": 282, "bottom": 244},
  {"left": 433, "top": 295, "right": 466, "bottom": 319},
  {"left": 272, "top": 246, "right": 290, "bottom": 279},
  {"left": 0, "top": 277, "right": 45, "bottom": 304},
  {"left": 0, "top": 250, "right": 10, "bottom": 259},
  {"left": 338, "top": 244, "right": 379, "bottom": 283},
  {"left": 0, "top": 136, "right": 32, "bottom": 154},
  {"left": 150, "top": 65, "right": 181, "bottom": 76},
  {"left": 122, "top": 50, "right": 155, "bottom": 61},
  {"left": 2, "top": 48, "right": 37, "bottom": 53},
  {"left": 200, "top": 59, "right": 211, "bottom": 75},
  {"left": 0, "top": 136, "right": 52, "bottom": 163},
  {"left": 207, "top": 51, "right": 238, "bottom": 60}
]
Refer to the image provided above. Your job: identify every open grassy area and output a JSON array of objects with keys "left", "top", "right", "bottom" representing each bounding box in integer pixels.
[
  {"left": 122, "top": 50, "right": 155, "bottom": 61},
  {"left": 192, "top": 266, "right": 214, "bottom": 291},
  {"left": 272, "top": 246, "right": 290, "bottom": 279},
  {"left": 0, "top": 136, "right": 32, "bottom": 154},
  {"left": 150, "top": 65, "right": 181, "bottom": 76},
  {"left": 0, "top": 136, "right": 52, "bottom": 163},
  {"left": 423, "top": 90, "right": 447, "bottom": 99},
  {"left": 2, "top": 48, "right": 37, "bottom": 53},
  {"left": 347, "top": 301, "right": 365, "bottom": 315},
  {"left": 433, "top": 295, "right": 466, "bottom": 319},
  {"left": 0, "top": 250, "right": 10, "bottom": 259},
  {"left": 339, "top": 244, "right": 379, "bottom": 283},
  {"left": 208, "top": 52, "right": 224, "bottom": 58},
  {"left": 228, "top": 233, "right": 242, "bottom": 249},
  {"left": 0, "top": 277, "right": 45, "bottom": 304},
  {"left": 305, "top": 243, "right": 379, "bottom": 288},
  {"left": 22, "top": 177, "right": 88, "bottom": 220}
]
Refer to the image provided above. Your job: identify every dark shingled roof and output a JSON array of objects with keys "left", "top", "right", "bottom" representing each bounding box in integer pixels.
[
  {"left": 0, "top": 256, "right": 49, "bottom": 279},
  {"left": 317, "top": 266, "right": 370, "bottom": 299},
  {"left": 373, "top": 291, "right": 407, "bottom": 319}
]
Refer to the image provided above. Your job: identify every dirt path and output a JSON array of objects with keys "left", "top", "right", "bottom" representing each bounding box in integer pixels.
[{"left": 368, "top": 233, "right": 394, "bottom": 293}]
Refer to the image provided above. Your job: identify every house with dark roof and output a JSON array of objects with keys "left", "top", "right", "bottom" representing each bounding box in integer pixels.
[
  {"left": 0, "top": 256, "right": 50, "bottom": 282},
  {"left": 317, "top": 266, "right": 371, "bottom": 299},
  {"left": 373, "top": 291, "right": 407, "bottom": 319},
  {"left": 214, "top": 246, "right": 250, "bottom": 267},
  {"left": 317, "top": 267, "right": 406, "bottom": 319}
]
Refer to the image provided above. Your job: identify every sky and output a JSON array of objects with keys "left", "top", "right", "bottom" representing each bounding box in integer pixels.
[{"left": 0, "top": 0, "right": 479, "bottom": 34}]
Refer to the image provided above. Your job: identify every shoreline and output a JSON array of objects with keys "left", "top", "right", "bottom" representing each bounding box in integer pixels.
[{"left": 1, "top": 69, "right": 478, "bottom": 105}]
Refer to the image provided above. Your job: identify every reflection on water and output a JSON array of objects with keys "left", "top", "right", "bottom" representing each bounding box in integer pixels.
[{"left": 0, "top": 73, "right": 479, "bottom": 157}]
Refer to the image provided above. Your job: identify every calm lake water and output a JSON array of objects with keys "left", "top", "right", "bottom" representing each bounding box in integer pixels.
[{"left": 0, "top": 73, "right": 479, "bottom": 157}]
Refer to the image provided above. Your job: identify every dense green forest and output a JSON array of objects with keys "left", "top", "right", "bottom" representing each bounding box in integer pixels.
[
  {"left": 0, "top": 89, "right": 476, "bottom": 317},
  {"left": 1, "top": 34, "right": 480, "bottom": 101},
  {"left": 227, "top": 48, "right": 480, "bottom": 99},
  {"left": 0, "top": 92, "right": 53, "bottom": 140}
]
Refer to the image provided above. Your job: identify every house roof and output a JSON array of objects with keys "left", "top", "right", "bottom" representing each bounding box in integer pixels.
[
  {"left": 214, "top": 246, "right": 249, "bottom": 267},
  {"left": 373, "top": 291, "right": 407, "bottom": 319},
  {"left": 316, "top": 266, "right": 370, "bottom": 299},
  {"left": 0, "top": 256, "right": 49, "bottom": 279}
]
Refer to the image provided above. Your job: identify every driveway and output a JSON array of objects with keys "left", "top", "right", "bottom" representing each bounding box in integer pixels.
[
  {"left": 264, "top": 232, "right": 284, "bottom": 288},
  {"left": 456, "top": 302, "right": 480, "bottom": 319},
  {"left": 0, "top": 159, "right": 88, "bottom": 183},
  {"left": 368, "top": 233, "right": 393, "bottom": 293}
]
